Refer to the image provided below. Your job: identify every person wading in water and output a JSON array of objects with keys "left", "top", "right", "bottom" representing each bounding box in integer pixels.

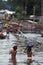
[
  {"left": 24, "top": 43, "right": 35, "bottom": 64},
  {"left": 9, "top": 45, "right": 17, "bottom": 65}
]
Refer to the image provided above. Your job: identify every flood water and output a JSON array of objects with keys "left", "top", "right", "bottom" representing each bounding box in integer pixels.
[{"left": 0, "top": 33, "right": 43, "bottom": 65}]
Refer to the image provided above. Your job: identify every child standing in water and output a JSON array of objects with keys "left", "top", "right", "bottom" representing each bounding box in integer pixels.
[
  {"left": 24, "top": 44, "right": 35, "bottom": 63},
  {"left": 9, "top": 45, "right": 17, "bottom": 64}
]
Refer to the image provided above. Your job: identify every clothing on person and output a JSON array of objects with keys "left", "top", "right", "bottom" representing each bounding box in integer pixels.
[{"left": 24, "top": 44, "right": 35, "bottom": 60}]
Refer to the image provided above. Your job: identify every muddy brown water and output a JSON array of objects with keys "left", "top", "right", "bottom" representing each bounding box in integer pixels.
[{"left": 0, "top": 33, "right": 43, "bottom": 65}]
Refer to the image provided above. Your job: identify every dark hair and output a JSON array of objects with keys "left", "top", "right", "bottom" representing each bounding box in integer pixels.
[
  {"left": 13, "top": 46, "right": 17, "bottom": 50},
  {"left": 27, "top": 46, "right": 32, "bottom": 52}
]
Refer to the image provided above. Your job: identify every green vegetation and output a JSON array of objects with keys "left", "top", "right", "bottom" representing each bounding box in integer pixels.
[
  {"left": 6, "top": 0, "right": 41, "bottom": 16},
  {"left": 0, "top": 0, "right": 41, "bottom": 20},
  {"left": 14, "top": 6, "right": 26, "bottom": 20}
]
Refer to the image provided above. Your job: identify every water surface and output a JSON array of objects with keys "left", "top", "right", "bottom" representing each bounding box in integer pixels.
[{"left": 0, "top": 33, "right": 43, "bottom": 65}]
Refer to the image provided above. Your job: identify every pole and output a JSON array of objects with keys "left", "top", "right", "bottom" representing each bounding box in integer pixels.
[
  {"left": 33, "top": 6, "right": 36, "bottom": 33},
  {"left": 33, "top": 6, "right": 35, "bottom": 22},
  {"left": 41, "top": 0, "right": 43, "bottom": 22}
]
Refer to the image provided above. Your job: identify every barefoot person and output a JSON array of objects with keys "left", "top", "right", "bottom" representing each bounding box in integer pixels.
[{"left": 9, "top": 45, "right": 17, "bottom": 65}]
